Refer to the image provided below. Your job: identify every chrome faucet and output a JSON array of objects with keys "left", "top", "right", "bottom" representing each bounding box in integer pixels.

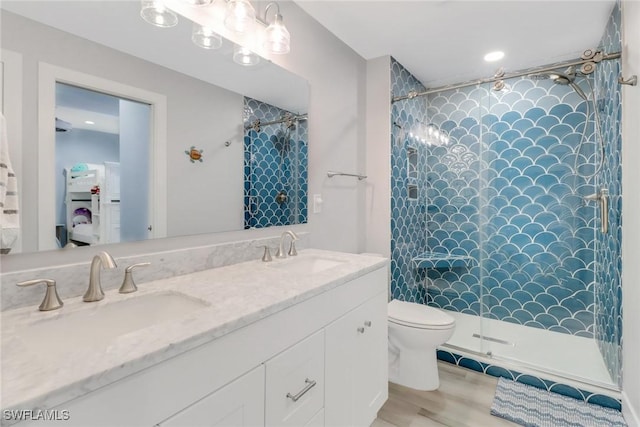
[
  {"left": 276, "top": 230, "right": 299, "bottom": 258},
  {"left": 84, "top": 251, "right": 117, "bottom": 302}
]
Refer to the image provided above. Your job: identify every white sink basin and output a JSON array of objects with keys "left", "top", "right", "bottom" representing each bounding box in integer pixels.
[
  {"left": 17, "top": 291, "right": 209, "bottom": 360},
  {"left": 268, "top": 255, "right": 347, "bottom": 274}
]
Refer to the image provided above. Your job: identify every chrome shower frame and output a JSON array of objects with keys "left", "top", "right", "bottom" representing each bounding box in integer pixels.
[
  {"left": 391, "top": 50, "right": 621, "bottom": 103},
  {"left": 244, "top": 113, "right": 308, "bottom": 133}
]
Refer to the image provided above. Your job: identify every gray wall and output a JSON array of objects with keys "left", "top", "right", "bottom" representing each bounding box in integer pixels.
[{"left": 119, "top": 99, "right": 150, "bottom": 242}]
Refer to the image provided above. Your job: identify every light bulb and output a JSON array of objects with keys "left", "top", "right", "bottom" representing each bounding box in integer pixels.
[
  {"left": 192, "top": 23, "right": 222, "bottom": 49},
  {"left": 233, "top": 45, "right": 260, "bottom": 66},
  {"left": 224, "top": 0, "right": 256, "bottom": 34},
  {"left": 184, "top": 0, "right": 213, "bottom": 5},
  {"left": 140, "top": 0, "right": 178, "bottom": 28},
  {"left": 264, "top": 13, "right": 290, "bottom": 54}
]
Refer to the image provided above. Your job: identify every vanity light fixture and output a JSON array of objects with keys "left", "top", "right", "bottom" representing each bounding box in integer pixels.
[
  {"left": 484, "top": 50, "right": 505, "bottom": 62},
  {"left": 233, "top": 44, "right": 260, "bottom": 66},
  {"left": 141, "top": 0, "right": 291, "bottom": 65},
  {"left": 192, "top": 23, "right": 223, "bottom": 49},
  {"left": 224, "top": 0, "right": 256, "bottom": 34},
  {"left": 263, "top": 2, "right": 290, "bottom": 54},
  {"left": 140, "top": 0, "right": 179, "bottom": 28}
]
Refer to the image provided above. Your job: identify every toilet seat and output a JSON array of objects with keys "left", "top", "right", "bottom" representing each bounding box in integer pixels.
[{"left": 388, "top": 300, "right": 455, "bottom": 330}]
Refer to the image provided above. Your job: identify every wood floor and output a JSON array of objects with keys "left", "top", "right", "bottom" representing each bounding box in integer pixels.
[{"left": 372, "top": 362, "right": 519, "bottom": 427}]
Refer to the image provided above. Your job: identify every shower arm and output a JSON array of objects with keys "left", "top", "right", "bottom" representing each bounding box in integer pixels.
[{"left": 392, "top": 52, "right": 621, "bottom": 103}]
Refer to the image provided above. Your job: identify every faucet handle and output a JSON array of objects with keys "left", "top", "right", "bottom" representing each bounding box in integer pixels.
[
  {"left": 119, "top": 262, "right": 151, "bottom": 294},
  {"left": 288, "top": 240, "right": 298, "bottom": 256},
  {"left": 258, "top": 246, "right": 273, "bottom": 262},
  {"left": 17, "top": 279, "right": 63, "bottom": 311}
]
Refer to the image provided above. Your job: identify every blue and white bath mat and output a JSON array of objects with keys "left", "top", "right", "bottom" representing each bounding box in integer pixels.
[{"left": 491, "top": 377, "right": 627, "bottom": 427}]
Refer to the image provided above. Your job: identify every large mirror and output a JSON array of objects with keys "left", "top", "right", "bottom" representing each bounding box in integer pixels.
[{"left": 0, "top": 0, "right": 309, "bottom": 254}]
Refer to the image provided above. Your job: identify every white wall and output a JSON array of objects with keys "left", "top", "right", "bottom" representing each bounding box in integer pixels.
[
  {"left": 622, "top": 1, "right": 640, "bottom": 425},
  {"left": 364, "top": 56, "right": 391, "bottom": 257},
  {"left": 0, "top": 2, "right": 367, "bottom": 272},
  {"left": 266, "top": 2, "right": 367, "bottom": 253}
]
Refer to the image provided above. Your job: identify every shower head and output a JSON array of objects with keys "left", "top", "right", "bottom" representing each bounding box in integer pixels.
[
  {"left": 548, "top": 66, "right": 577, "bottom": 85},
  {"left": 537, "top": 66, "right": 588, "bottom": 101}
]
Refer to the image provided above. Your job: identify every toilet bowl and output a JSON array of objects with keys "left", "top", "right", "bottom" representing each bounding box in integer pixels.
[{"left": 388, "top": 300, "right": 455, "bottom": 391}]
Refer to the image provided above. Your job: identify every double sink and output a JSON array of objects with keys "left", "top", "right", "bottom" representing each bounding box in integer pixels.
[{"left": 9, "top": 253, "right": 348, "bottom": 365}]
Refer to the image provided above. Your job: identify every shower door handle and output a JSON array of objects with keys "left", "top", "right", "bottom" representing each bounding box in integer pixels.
[{"left": 600, "top": 189, "right": 609, "bottom": 234}]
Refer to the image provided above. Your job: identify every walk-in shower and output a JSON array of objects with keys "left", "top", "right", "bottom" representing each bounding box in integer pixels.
[{"left": 390, "top": 30, "right": 623, "bottom": 403}]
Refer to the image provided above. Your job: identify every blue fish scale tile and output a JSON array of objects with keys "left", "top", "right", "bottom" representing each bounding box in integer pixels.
[
  {"left": 243, "top": 97, "right": 307, "bottom": 229},
  {"left": 390, "top": 2, "right": 622, "bottom": 385}
]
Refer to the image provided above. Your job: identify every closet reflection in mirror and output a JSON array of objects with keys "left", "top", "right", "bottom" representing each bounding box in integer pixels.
[
  {"left": 56, "top": 83, "right": 151, "bottom": 247},
  {"left": 0, "top": 1, "right": 309, "bottom": 254}
]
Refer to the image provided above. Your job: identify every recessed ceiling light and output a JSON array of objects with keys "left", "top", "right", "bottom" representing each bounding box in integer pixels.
[
  {"left": 85, "top": 120, "right": 95, "bottom": 125},
  {"left": 484, "top": 51, "right": 505, "bottom": 62}
]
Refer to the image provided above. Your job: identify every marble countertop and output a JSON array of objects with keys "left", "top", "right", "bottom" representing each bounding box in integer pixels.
[{"left": 1, "top": 249, "right": 387, "bottom": 414}]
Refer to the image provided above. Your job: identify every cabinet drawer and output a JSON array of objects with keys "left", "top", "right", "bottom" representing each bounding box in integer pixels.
[
  {"left": 157, "top": 365, "right": 265, "bottom": 427},
  {"left": 265, "top": 330, "right": 324, "bottom": 427},
  {"left": 305, "top": 409, "right": 324, "bottom": 427}
]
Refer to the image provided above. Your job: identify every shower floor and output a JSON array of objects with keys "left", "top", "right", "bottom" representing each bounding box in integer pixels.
[{"left": 442, "top": 311, "right": 617, "bottom": 390}]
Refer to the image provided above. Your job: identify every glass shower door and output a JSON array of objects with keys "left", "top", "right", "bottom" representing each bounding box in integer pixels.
[
  {"left": 423, "top": 83, "right": 488, "bottom": 357},
  {"left": 476, "top": 73, "right": 618, "bottom": 388}
]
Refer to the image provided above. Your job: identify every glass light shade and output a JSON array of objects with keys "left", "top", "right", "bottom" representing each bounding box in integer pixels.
[
  {"left": 224, "top": 0, "right": 256, "bottom": 33},
  {"left": 184, "top": 0, "right": 213, "bottom": 5},
  {"left": 233, "top": 45, "right": 260, "bottom": 66},
  {"left": 264, "top": 14, "right": 290, "bottom": 54},
  {"left": 140, "top": 0, "right": 178, "bottom": 28},
  {"left": 192, "top": 23, "right": 222, "bottom": 49}
]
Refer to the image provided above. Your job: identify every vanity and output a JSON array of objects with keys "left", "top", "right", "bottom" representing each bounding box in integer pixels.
[{"left": 1, "top": 250, "right": 389, "bottom": 426}]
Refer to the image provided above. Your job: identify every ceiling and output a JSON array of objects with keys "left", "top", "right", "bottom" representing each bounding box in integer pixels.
[
  {"left": 295, "top": 0, "right": 617, "bottom": 88},
  {"left": 56, "top": 84, "right": 120, "bottom": 134}
]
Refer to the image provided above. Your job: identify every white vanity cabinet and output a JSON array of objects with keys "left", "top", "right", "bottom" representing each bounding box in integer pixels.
[
  {"left": 265, "top": 330, "right": 325, "bottom": 427},
  {"left": 325, "top": 291, "right": 388, "bottom": 427},
  {"left": 12, "top": 265, "right": 388, "bottom": 427},
  {"left": 157, "top": 365, "right": 265, "bottom": 427}
]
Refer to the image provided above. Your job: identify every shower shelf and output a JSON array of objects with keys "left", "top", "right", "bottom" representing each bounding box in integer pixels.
[{"left": 412, "top": 252, "right": 475, "bottom": 269}]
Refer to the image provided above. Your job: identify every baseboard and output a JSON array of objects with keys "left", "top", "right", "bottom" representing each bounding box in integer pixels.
[{"left": 623, "top": 391, "right": 640, "bottom": 427}]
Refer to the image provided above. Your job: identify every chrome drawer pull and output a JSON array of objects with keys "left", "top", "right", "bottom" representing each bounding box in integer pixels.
[
  {"left": 364, "top": 320, "right": 372, "bottom": 327},
  {"left": 357, "top": 327, "right": 365, "bottom": 333},
  {"left": 286, "top": 378, "right": 316, "bottom": 402}
]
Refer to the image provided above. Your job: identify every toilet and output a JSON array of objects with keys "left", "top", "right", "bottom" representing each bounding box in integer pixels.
[{"left": 388, "top": 300, "right": 456, "bottom": 391}]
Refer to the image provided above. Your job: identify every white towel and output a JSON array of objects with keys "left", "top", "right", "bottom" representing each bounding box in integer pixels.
[{"left": 0, "top": 112, "right": 19, "bottom": 254}]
